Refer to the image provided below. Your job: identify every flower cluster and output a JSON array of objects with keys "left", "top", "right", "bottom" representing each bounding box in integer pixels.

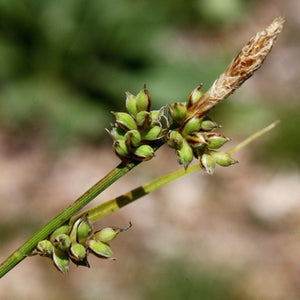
[
  {"left": 34, "top": 216, "right": 131, "bottom": 273},
  {"left": 167, "top": 85, "right": 237, "bottom": 174},
  {"left": 109, "top": 86, "right": 166, "bottom": 162}
]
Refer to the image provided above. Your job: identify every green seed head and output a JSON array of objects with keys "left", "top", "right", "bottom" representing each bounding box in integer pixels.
[
  {"left": 88, "top": 239, "right": 114, "bottom": 259},
  {"left": 125, "top": 91, "right": 137, "bottom": 116},
  {"left": 132, "top": 145, "right": 154, "bottom": 161},
  {"left": 180, "top": 116, "right": 202, "bottom": 136},
  {"left": 200, "top": 152, "right": 216, "bottom": 175},
  {"left": 136, "top": 87, "right": 151, "bottom": 112},
  {"left": 167, "top": 130, "right": 184, "bottom": 149},
  {"left": 168, "top": 102, "right": 187, "bottom": 125},
  {"left": 205, "top": 133, "right": 229, "bottom": 149},
  {"left": 124, "top": 130, "right": 142, "bottom": 148},
  {"left": 53, "top": 234, "right": 71, "bottom": 252},
  {"left": 36, "top": 240, "right": 54, "bottom": 257},
  {"left": 187, "top": 85, "right": 203, "bottom": 108},
  {"left": 93, "top": 227, "right": 120, "bottom": 243},
  {"left": 176, "top": 140, "right": 194, "bottom": 170},
  {"left": 209, "top": 151, "right": 237, "bottom": 167},
  {"left": 112, "top": 112, "right": 137, "bottom": 130}
]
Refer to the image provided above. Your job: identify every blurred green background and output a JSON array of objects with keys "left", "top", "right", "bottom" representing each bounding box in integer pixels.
[{"left": 0, "top": 0, "right": 299, "bottom": 299}]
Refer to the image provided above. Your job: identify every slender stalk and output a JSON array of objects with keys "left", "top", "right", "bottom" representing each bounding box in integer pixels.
[
  {"left": 73, "top": 121, "right": 279, "bottom": 224},
  {"left": 0, "top": 161, "right": 139, "bottom": 278}
]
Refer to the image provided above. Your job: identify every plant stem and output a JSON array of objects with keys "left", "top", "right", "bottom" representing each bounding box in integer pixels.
[
  {"left": 0, "top": 161, "right": 139, "bottom": 278},
  {"left": 73, "top": 121, "right": 279, "bottom": 224}
]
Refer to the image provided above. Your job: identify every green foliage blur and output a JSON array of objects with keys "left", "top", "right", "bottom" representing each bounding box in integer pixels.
[{"left": 0, "top": 0, "right": 252, "bottom": 148}]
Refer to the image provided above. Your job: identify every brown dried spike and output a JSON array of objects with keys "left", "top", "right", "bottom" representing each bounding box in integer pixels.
[{"left": 188, "top": 17, "right": 285, "bottom": 117}]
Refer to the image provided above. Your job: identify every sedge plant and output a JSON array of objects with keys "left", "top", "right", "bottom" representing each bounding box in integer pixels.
[{"left": 0, "top": 17, "right": 284, "bottom": 277}]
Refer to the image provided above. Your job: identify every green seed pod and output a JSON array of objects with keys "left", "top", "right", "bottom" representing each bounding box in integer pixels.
[
  {"left": 113, "top": 140, "right": 130, "bottom": 159},
  {"left": 200, "top": 119, "right": 218, "bottom": 131},
  {"left": 150, "top": 110, "right": 161, "bottom": 125},
  {"left": 132, "top": 145, "right": 154, "bottom": 161},
  {"left": 136, "top": 87, "right": 151, "bottom": 112},
  {"left": 69, "top": 218, "right": 82, "bottom": 244},
  {"left": 168, "top": 102, "right": 187, "bottom": 125},
  {"left": 53, "top": 234, "right": 71, "bottom": 252},
  {"left": 52, "top": 249, "right": 69, "bottom": 273},
  {"left": 93, "top": 227, "right": 120, "bottom": 243},
  {"left": 124, "top": 130, "right": 141, "bottom": 148},
  {"left": 209, "top": 151, "right": 237, "bottom": 167},
  {"left": 142, "top": 126, "right": 163, "bottom": 141},
  {"left": 112, "top": 112, "right": 137, "bottom": 130},
  {"left": 136, "top": 111, "right": 151, "bottom": 128},
  {"left": 187, "top": 85, "right": 203, "bottom": 108},
  {"left": 205, "top": 133, "right": 229, "bottom": 149},
  {"left": 185, "top": 132, "right": 207, "bottom": 149},
  {"left": 125, "top": 91, "right": 137, "bottom": 116},
  {"left": 108, "top": 127, "right": 126, "bottom": 141},
  {"left": 180, "top": 116, "right": 203, "bottom": 136},
  {"left": 176, "top": 140, "right": 194, "bottom": 170},
  {"left": 166, "top": 130, "right": 184, "bottom": 149},
  {"left": 49, "top": 225, "right": 70, "bottom": 243},
  {"left": 88, "top": 239, "right": 114, "bottom": 259},
  {"left": 36, "top": 240, "right": 53, "bottom": 257},
  {"left": 77, "top": 217, "right": 93, "bottom": 245},
  {"left": 200, "top": 152, "right": 216, "bottom": 175},
  {"left": 69, "top": 243, "right": 87, "bottom": 262}
]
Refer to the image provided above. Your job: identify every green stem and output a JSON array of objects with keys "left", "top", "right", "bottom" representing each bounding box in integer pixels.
[
  {"left": 74, "top": 121, "right": 279, "bottom": 224},
  {"left": 0, "top": 161, "right": 139, "bottom": 278}
]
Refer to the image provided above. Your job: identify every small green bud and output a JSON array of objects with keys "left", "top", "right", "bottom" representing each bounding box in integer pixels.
[
  {"left": 168, "top": 102, "right": 187, "bottom": 124},
  {"left": 49, "top": 225, "right": 70, "bottom": 243},
  {"left": 36, "top": 240, "right": 53, "bottom": 257},
  {"left": 205, "top": 133, "right": 229, "bottom": 149},
  {"left": 125, "top": 91, "right": 137, "bottom": 116},
  {"left": 88, "top": 240, "right": 114, "bottom": 259},
  {"left": 187, "top": 85, "right": 203, "bottom": 108},
  {"left": 93, "top": 227, "right": 120, "bottom": 243},
  {"left": 107, "top": 127, "right": 126, "bottom": 141},
  {"left": 176, "top": 140, "right": 194, "bottom": 170},
  {"left": 136, "top": 87, "right": 151, "bottom": 112},
  {"left": 200, "top": 152, "right": 216, "bottom": 175},
  {"left": 136, "top": 111, "right": 151, "bottom": 128},
  {"left": 142, "top": 126, "right": 163, "bottom": 141},
  {"left": 167, "top": 130, "right": 184, "bottom": 149},
  {"left": 185, "top": 132, "right": 207, "bottom": 149},
  {"left": 150, "top": 110, "right": 161, "bottom": 125},
  {"left": 112, "top": 112, "right": 137, "bottom": 130},
  {"left": 53, "top": 234, "right": 71, "bottom": 252},
  {"left": 132, "top": 145, "right": 154, "bottom": 161},
  {"left": 77, "top": 217, "right": 93, "bottom": 245},
  {"left": 69, "top": 218, "right": 82, "bottom": 243},
  {"left": 180, "top": 116, "right": 202, "bottom": 136},
  {"left": 52, "top": 249, "right": 69, "bottom": 273},
  {"left": 124, "top": 130, "right": 142, "bottom": 148},
  {"left": 209, "top": 151, "right": 237, "bottom": 167},
  {"left": 200, "top": 119, "right": 218, "bottom": 131},
  {"left": 69, "top": 243, "right": 87, "bottom": 262},
  {"left": 113, "top": 140, "right": 130, "bottom": 159}
]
